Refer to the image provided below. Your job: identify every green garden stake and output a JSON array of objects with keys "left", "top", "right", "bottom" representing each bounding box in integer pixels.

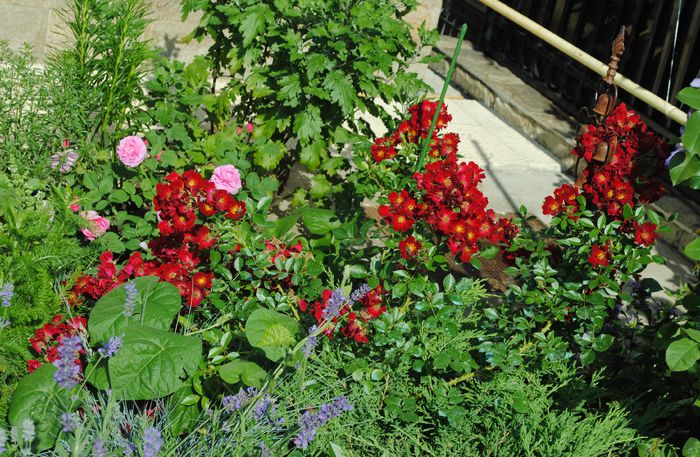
[{"left": 416, "top": 23, "right": 468, "bottom": 171}]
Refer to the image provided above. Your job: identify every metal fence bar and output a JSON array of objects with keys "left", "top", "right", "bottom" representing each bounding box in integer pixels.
[{"left": 439, "top": 0, "right": 700, "bottom": 137}]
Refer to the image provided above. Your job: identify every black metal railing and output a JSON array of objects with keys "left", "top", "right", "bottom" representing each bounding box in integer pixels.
[{"left": 439, "top": 0, "right": 700, "bottom": 140}]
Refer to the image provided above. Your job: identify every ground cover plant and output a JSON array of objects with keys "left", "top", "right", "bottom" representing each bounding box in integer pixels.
[{"left": 1, "top": 2, "right": 699, "bottom": 456}]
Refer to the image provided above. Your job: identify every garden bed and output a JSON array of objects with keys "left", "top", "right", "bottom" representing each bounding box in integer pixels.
[{"left": 0, "top": 1, "right": 698, "bottom": 456}]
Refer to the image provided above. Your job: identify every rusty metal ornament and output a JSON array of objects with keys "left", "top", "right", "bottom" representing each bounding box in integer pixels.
[
  {"left": 573, "top": 26, "right": 627, "bottom": 185},
  {"left": 592, "top": 26, "right": 626, "bottom": 119}
]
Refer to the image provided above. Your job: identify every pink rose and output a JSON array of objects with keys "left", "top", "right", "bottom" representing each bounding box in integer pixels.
[
  {"left": 245, "top": 122, "right": 254, "bottom": 133},
  {"left": 116, "top": 136, "right": 147, "bottom": 167},
  {"left": 80, "top": 211, "right": 110, "bottom": 241},
  {"left": 69, "top": 203, "right": 81, "bottom": 212},
  {"left": 211, "top": 165, "right": 242, "bottom": 195}
]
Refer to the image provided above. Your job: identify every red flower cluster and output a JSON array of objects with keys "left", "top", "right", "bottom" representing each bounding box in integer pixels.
[
  {"left": 71, "top": 170, "right": 246, "bottom": 309},
  {"left": 588, "top": 244, "right": 611, "bottom": 268},
  {"left": 573, "top": 103, "right": 668, "bottom": 217},
  {"left": 542, "top": 104, "right": 666, "bottom": 249},
  {"left": 370, "top": 100, "right": 453, "bottom": 164},
  {"left": 542, "top": 184, "right": 580, "bottom": 218},
  {"left": 298, "top": 285, "right": 386, "bottom": 344},
  {"left": 633, "top": 222, "right": 659, "bottom": 247},
  {"left": 27, "top": 314, "right": 87, "bottom": 373},
  {"left": 398, "top": 236, "right": 422, "bottom": 260},
  {"left": 377, "top": 141, "right": 516, "bottom": 263}
]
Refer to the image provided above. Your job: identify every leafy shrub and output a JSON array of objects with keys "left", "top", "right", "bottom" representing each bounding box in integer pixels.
[
  {"left": 0, "top": 42, "right": 92, "bottom": 180},
  {"left": 0, "top": 179, "right": 95, "bottom": 422},
  {"left": 499, "top": 103, "right": 671, "bottom": 365},
  {"left": 181, "top": 0, "right": 438, "bottom": 182},
  {"left": 51, "top": 0, "right": 155, "bottom": 146},
  {"left": 305, "top": 317, "right": 640, "bottom": 456}
]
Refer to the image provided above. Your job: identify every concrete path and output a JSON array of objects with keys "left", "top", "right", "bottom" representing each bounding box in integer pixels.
[{"left": 379, "top": 64, "right": 695, "bottom": 295}]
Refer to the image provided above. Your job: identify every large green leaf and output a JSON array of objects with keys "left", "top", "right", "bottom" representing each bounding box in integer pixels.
[
  {"left": 677, "top": 87, "right": 700, "bottom": 110},
  {"left": 301, "top": 207, "right": 341, "bottom": 235},
  {"left": 669, "top": 150, "right": 700, "bottom": 187},
  {"left": 684, "top": 237, "right": 700, "bottom": 261},
  {"left": 683, "top": 111, "right": 700, "bottom": 156},
  {"left": 239, "top": 6, "right": 267, "bottom": 47},
  {"left": 666, "top": 338, "right": 700, "bottom": 371},
  {"left": 324, "top": 70, "right": 356, "bottom": 116},
  {"left": 109, "top": 324, "right": 203, "bottom": 400},
  {"left": 294, "top": 106, "right": 323, "bottom": 141},
  {"left": 254, "top": 141, "right": 287, "bottom": 171},
  {"left": 299, "top": 140, "right": 325, "bottom": 171},
  {"left": 8, "top": 364, "right": 70, "bottom": 451},
  {"left": 89, "top": 276, "right": 181, "bottom": 344},
  {"left": 219, "top": 359, "right": 267, "bottom": 387},
  {"left": 245, "top": 308, "right": 299, "bottom": 361},
  {"left": 683, "top": 437, "right": 700, "bottom": 457}
]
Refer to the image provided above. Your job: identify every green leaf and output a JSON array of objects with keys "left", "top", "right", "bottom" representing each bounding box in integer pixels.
[
  {"left": 684, "top": 437, "right": 700, "bottom": 457},
  {"left": 682, "top": 111, "right": 700, "bottom": 156},
  {"left": 329, "top": 442, "right": 346, "bottom": 457},
  {"left": 670, "top": 150, "right": 700, "bottom": 186},
  {"left": 240, "top": 6, "right": 266, "bottom": 47},
  {"left": 301, "top": 207, "right": 340, "bottom": 235},
  {"left": 684, "top": 237, "right": 700, "bottom": 260},
  {"left": 278, "top": 74, "right": 301, "bottom": 106},
  {"left": 295, "top": 106, "right": 323, "bottom": 141},
  {"left": 98, "top": 176, "right": 113, "bottom": 194},
  {"left": 666, "top": 338, "right": 700, "bottom": 371},
  {"left": 109, "top": 324, "right": 202, "bottom": 400},
  {"left": 245, "top": 308, "right": 299, "bottom": 361},
  {"left": 443, "top": 274, "right": 455, "bottom": 292},
  {"left": 310, "top": 174, "right": 333, "bottom": 199},
  {"left": 254, "top": 141, "right": 286, "bottom": 170},
  {"left": 274, "top": 213, "right": 300, "bottom": 238},
  {"left": 300, "top": 140, "right": 325, "bottom": 171},
  {"left": 677, "top": 87, "right": 700, "bottom": 110},
  {"left": 219, "top": 360, "right": 267, "bottom": 387},
  {"left": 109, "top": 189, "right": 130, "bottom": 203},
  {"left": 89, "top": 276, "right": 182, "bottom": 344},
  {"left": 85, "top": 359, "right": 109, "bottom": 390},
  {"left": 167, "top": 386, "right": 202, "bottom": 435},
  {"left": 9, "top": 364, "right": 69, "bottom": 451},
  {"left": 592, "top": 334, "right": 614, "bottom": 352},
  {"left": 100, "top": 232, "right": 125, "bottom": 253},
  {"left": 324, "top": 70, "right": 356, "bottom": 116}
]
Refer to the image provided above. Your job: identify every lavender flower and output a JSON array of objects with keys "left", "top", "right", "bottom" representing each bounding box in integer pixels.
[
  {"left": 52, "top": 336, "right": 82, "bottom": 389},
  {"left": 142, "top": 427, "right": 163, "bottom": 457},
  {"left": 123, "top": 282, "right": 138, "bottom": 317},
  {"left": 0, "top": 318, "right": 10, "bottom": 329},
  {"left": 98, "top": 335, "right": 122, "bottom": 359},
  {"left": 293, "top": 396, "right": 352, "bottom": 450},
  {"left": 350, "top": 283, "right": 371, "bottom": 303},
  {"left": 93, "top": 439, "right": 106, "bottom": 457},
  {"left": 50, "top": 149, "right": 78, "bottom": 173},
  {"left": 0, "top": 427, "right": 6, "bottom": 453},
  {"left": 322, "top": 289, "right": 347, "bottom": 321},
  {"left": 302, "top": 325, "right": 318, "bottom": 359},
  {"left": 123, "top": 444, "right": 134, "bottom": 456},
  {"left": 60, "top": 412, "right": 78, "bottom": 433},
  {"left": 21, "top": 419, "right": 35, "bottom": 444},
  {"left": 0, "top": 283, "right": 13, "bottom": 308},
  {"left": 222, "top": 386, "right": 259, "bottom": 413},
  {"left": 260, "top": 441, "right": 271, "bottom": 457},
  {"left": 253, "top": 395, "right": 284, "bottom": 426}
]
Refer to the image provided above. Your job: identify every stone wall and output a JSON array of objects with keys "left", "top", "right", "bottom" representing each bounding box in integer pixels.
[
  {"left": 0, "top": 0, "right": 442, "bottom": 62},
  {"left": 0, "top": 0, "right": 208, "bottom": 62}
]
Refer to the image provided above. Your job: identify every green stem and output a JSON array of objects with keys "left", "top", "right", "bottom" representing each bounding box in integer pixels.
[{"left": 415, "top": 24, "right": 467, "bottom": 172}]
